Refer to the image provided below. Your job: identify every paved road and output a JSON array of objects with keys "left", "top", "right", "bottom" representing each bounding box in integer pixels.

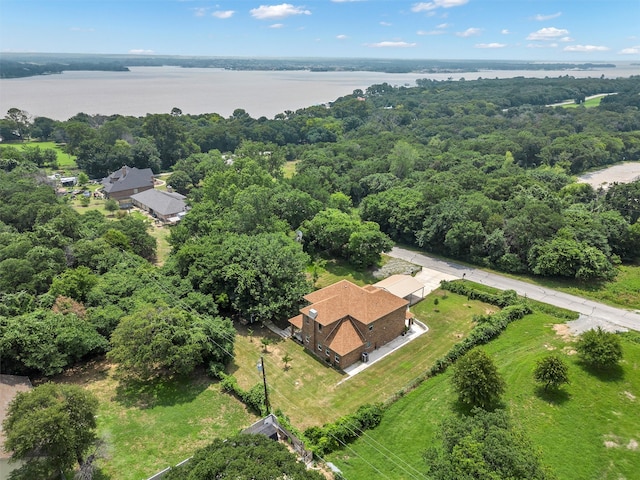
[{"left": 389, "top": 247, "right": 640, "bottom": 333}]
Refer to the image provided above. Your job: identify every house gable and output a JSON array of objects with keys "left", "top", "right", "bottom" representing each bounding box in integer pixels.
[
  {"left": 101, "top": 166, "right": 155, "bottom": 200},
  {"left": 290, "top": 280, "right": 409, "bottom": 369}
]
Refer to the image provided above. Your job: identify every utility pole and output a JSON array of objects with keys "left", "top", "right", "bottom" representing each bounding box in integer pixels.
[{"left": 257, "top": 357, "right": 270, "bottom": 414}]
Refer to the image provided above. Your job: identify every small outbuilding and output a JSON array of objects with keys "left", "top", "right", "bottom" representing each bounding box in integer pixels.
[{"left": 373, "top": 274, "right": 425, "bottom": 306}]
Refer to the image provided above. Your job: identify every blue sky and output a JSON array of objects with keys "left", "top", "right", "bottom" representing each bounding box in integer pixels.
[{"left": 1, "top": 0, "right": 639, "bottom": 60}]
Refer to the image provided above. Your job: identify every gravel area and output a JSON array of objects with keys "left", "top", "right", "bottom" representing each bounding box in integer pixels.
[
  {"left": 567, "top": 315, "right": 629, "bottom": 335},
  {"left": 577, "top": 162, "right": 640, "bottom": 189}
]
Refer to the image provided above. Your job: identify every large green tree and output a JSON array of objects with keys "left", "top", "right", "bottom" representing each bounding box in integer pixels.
[
  {"left": 533, "top": 354, "right": 570, "bottom": 391},
  {"left": 576, "top": 327, "right": 623, "bottom": 369},
  {"left": 0, "top": 310, "right": 108, "bottom": 376},
  {"left": 2, "top": 383, "right": 99, "bottom": 479},
  {"left": 175, "top": 232, "right": 310, "bottom": 321},
  {"left": 107, "top": 303, "right": 234, "bottom": 381},
  {"left": 163, "top": 434, "right": 323, "bottom": 480},
  {"left": 452, "top": 349, "right": 505, "bottom": 410}
]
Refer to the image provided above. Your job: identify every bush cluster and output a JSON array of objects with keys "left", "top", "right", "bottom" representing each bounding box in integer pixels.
[
  {"left": 303, "top": 403, "right": 385, "bottom": 456},
  {"left": 220, "top": 374, "right": 267, "bottom": 415},
  {"left": 440, "top": 280, "right": 519, "bottom": 307}
]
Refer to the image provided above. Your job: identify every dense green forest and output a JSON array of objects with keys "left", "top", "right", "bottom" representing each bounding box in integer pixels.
[
  {"left": 1, "top": 75, "right": 639, "bottom": 381},
  {"left": 0, "top": 52, "right": 618, "bottom": 78}
]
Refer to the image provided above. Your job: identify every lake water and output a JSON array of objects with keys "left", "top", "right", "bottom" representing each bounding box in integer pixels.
[{"left": 1, "top": 64, "right": 639, "bottom": 121}]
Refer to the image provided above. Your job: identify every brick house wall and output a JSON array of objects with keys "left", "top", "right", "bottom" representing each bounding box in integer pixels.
[{"left": 108, "top": 185, "right": 153, "bottom": 203}]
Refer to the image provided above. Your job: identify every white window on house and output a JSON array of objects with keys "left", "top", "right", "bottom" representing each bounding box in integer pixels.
[
  {"left": 325, "top": 348, "right": 330, "bottom": 356},
  {"left": 366, "top": 341, "right": 371, "bottom": 348},
  {"left": 305, "top": 317, "right": 309, "bottom": 324},
  {"left": 305, "top": 335, "right": 310, "bottom": 344},
  {"left": 318, "top": 343, "right": 322, "bottom": 351},
  {"left": 318, "top": 324, "right": 322, "bottom": 332},
  {"left": 133, "top": 188, "right": 139, "bottom": 194},
  {"left": 335, "top": 355, "right": 340, "bottom": 364},
  {"left": 369, "top": 325, "right": 374, "bottom": 331}
]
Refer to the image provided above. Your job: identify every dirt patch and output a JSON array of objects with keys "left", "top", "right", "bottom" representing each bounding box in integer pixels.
[
  {"left": 604, "top": 434, "right": 621, "bottom": 448},
  {"left": 627, "top": 439, "right": 638, "bottom": 450},
  {"left": 563, "top": 347, "right": 577, "bottom": 355},
  {"left": 623, "top": 391, "right": 636, "bottom": 401},
  {"left": 544, "top": 344, "right": 557, "bottom": 351},
  {"left": 553, "top": 324, "right": 574, "bottom": 341}
]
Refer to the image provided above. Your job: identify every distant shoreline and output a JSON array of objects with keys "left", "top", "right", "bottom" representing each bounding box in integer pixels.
[{"left": 0, "top": 52, "right": 622, "bottom": 79}]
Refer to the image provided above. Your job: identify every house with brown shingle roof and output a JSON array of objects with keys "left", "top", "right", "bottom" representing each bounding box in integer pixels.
[{"left": 288, "top": 280, "right": 410, "bottom": 369}]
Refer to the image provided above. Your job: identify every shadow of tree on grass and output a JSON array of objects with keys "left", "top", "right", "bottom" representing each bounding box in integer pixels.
[
  {"left": 534, "top": 385, "right": 571, "bottom": 405},
  {"left": 579, "top": 362, "right": 624, "bottom": 382},
  {"left": 114, "top": 374, "right": 210, "bottom": 409}
]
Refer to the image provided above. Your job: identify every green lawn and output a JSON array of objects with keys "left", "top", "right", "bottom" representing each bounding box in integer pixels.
[
  {"left": 563, "top": 95, "right": 606, "bottom": 108},
  {"left": 283, "top": 160, "right": 299, "bottom": 179},
  {"left": 328, "top": 311, "right": 640, "bottom": 480},
  {"left": 12, "top": 140, "right": 77, "bottom": 169},
  {"left": 57, "top": 359, "right": 258, "bottom": 480}
]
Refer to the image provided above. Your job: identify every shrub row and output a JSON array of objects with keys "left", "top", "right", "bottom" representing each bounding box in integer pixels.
[
  {"left": 220, "top": 374, "right": 267, "bottom": 415},
  {"left": 429, "top": 303, "right": 532, "bottom": 376},
  {"left": 303, "top": 403, "right": 385, "bottom": 456},
  {"left": 440, "top": 280, "right": 519, "bottom": 308}
]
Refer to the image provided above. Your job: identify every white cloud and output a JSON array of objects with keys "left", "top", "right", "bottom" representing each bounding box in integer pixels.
[
  {"left": 380, "top": 21, "right": 392, "bottom": 26},
  {"left": 192, "top": 7, "right": 208, "bottom": 17},
  {"left": 250, "top": 4, "right": 311, "bottom": 20},
  {"left": 366, "top": 41, "right": 417, "bottom": 48},
  {"left": 533, "top": 12, "right": 562, "bottom": 21},
  {"left": 336, "top": 34, "right": 349, "bottom": 40},
  {"left": 436, "top": 23, "right": 451, "bottom": 29},
  {"left": 501, "top": 29, "right": 510, "bottom": 35},
  {"left": 456, "top": 27, "right": 481, "bottom": 37},
  {"left": 475, "top": 42, "right": 506, "bottom": 49},
  {"left": 619, "top": 46, "right": 640, "bottom": 54},
  {"left": 269, "top": 23, "right": 284, "bottom": 28},
  {"left": 212, "top": 10, "right": 234, "bottom": 19},
  {"left": 411, "top": 0, "right": 468, "bottom": 13},
  {"left": 129, "top": 49, "right": 154, "bottom": 55},
  {"left": 527, "top": 27, "right": 569, "bottom": 41},
  {"left": 560, "top": 36, "right": 573, "bottom": 42},
  {"left": 527, "top": 43, "right": 558, "bottom": 49},
  {"left": 564, "top": 44, "right": 610, "bottom": 52},
  {"left": 417, "top": 29, "right": 446, "bottom": 35}
]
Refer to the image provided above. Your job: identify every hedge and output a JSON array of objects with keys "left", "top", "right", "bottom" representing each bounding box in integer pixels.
[{"left": 303, "top": 403, "right": 385, "bottom": 456}]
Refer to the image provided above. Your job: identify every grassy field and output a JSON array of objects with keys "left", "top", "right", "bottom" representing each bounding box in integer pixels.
[
  {"left": 563, "top": 95, "right": 606, "bottom": 108},
  {"left": 54, "top": 360, "right": 257, "bottom": 480},
  {"left": 328, "top": 311, "right": 640, "bottom": 480},
  {"left": 11, "top": 140, "right": 77, "bottom": 169},
  {"left": 283, "top": 160, "right": 299, "bottom": 179}
]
